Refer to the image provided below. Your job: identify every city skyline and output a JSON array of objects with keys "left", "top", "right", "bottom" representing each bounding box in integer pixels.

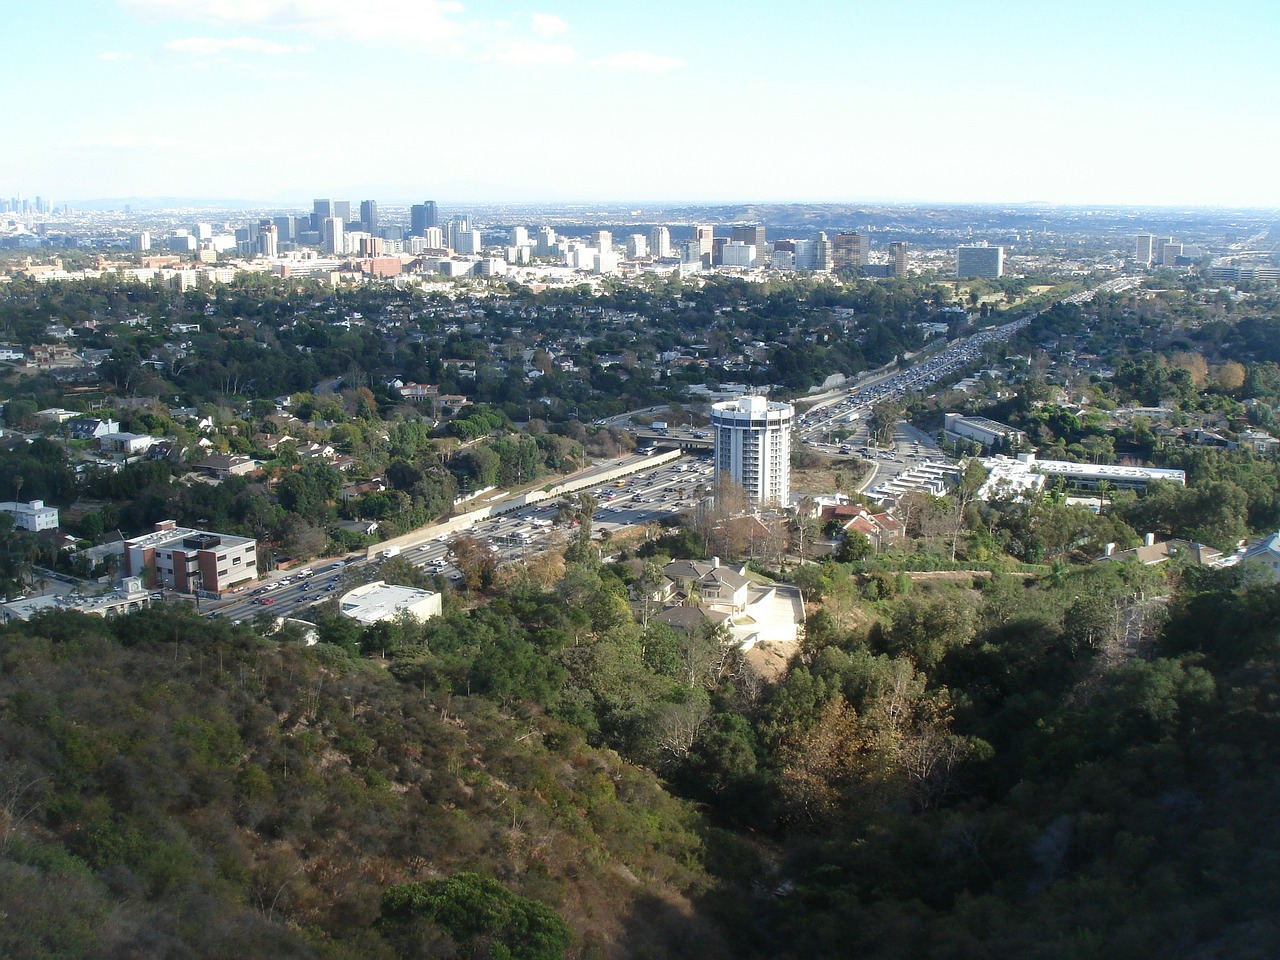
[{"left": 6, "top": 0, "right": 1280, "bottom": 208}]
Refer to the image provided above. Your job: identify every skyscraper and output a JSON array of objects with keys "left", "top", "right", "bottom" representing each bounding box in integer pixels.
[
  {"left": 731, "top": 225, "right": 767, "bottom": 264},
  {"left": 257, "top": 222, "right": 278, "bottom": 258},
  {"left": 333, "top": 201, "right": 352, "bottom": 223},
  {"left": 312, "top": 199, "right": 334, "bottom": 233},
  {"left": 410, "top": 201, "right": 439, "bottom": 237},
  {"left": 1134, "top": 233, "right": 1155, "bottom": 266},
  {"left": 649, "top": 225, "right": 672, "bottom": 258},
  {"left": 323, "top": 217, "right": 344, "bottom": 255},
  {"left": 693, "top": 224, "right": 714, "bottom": 261},
  {"left": 956, "top": 242, "right": 1004, "bottom": 278},
  {"left": 814, "top": 232, "right": 832, "bottom": 272},
  {"left": 831, "top": 232, "right": 868, "bottom": 270},
  {"left": 710, "top": 395, "right": 794, "bottom": 507},
  {"left": 890, "top": 241, "right": 910, "bottom": 277},
  {"left": 360, "top": 200, "right": 379, "bottom": 235}
]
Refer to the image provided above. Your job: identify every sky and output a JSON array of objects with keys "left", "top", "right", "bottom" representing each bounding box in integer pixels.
[{"left": 8, "top": 0, "right": 1280, "bottom": 207}]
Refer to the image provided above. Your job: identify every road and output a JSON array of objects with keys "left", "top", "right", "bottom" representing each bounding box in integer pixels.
[{"left": 196, "top": 282, "right": 1116, "bottom": 619}]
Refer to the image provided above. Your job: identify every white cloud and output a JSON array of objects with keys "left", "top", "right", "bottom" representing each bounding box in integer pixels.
[
  {"left": 164, "top": 36, "right": 300, "bottom": 56},
  {"left": 530, "top": 12, "right": 568, "bottom": 38},
  {"left": 120, "top": 0, "right": 465, "bottom": 43},
  {"left": 491, "top": 41, "right": 576, "bottom": 66},
  {"left": 590, "top": 50, "right": 683, "bottom": 72},
  {"left": 98, "top": 51, "right": 129, "bottom": 61}
]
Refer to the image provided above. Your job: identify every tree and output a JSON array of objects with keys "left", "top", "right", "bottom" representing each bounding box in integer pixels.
[
  {"left": 836, "top": 529, "right": 872, "bottom": 562},
  {"left": 380, "top": 873, "right": 571, "bottom": 960}
]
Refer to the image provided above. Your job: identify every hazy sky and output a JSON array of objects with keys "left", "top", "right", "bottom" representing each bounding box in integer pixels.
[{"left": 10, "top": 0, "right": 1280, "bottom": 206}]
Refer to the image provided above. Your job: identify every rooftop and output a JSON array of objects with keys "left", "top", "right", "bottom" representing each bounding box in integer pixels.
[{"left": 338, "top": 581, "right": 440, "bottom": 626}]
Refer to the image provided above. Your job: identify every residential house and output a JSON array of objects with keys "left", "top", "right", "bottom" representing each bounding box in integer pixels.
[
  {"left": 192, "top": 454, "right": 258, "bottom": 480},
  {"left": 67, "top": 417, "right": 120, "bottom": 440}
]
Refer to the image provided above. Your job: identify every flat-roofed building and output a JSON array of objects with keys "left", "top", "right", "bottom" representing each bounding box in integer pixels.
[
  {"left": 123, "top": 520, "right": 258, "bottom": 596},
  {"left": 956, "top": 242, "right": 1004, "bottom": 278},
  {"left": 0, "top": 499, "right": 59, "bottom": 531},
  {"left": 337, "top": 580, "right": 442, "bottom": 626},
  {"left": 944, "top": 413, "right": 1027, "bottom": 451},
  {"left": 977, "top": 453, "right": 1185, "bottom": 495},
  {"left": 832, "top": 232, "right": 868, "bottom": 270},
  {"left": 711, "top": 395, "right": 794, "bottom": 506}
]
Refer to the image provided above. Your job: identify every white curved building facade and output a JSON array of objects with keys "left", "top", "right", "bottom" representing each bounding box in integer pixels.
[{"left": 710, "top": 396, "right": 794, "bottom": 506}]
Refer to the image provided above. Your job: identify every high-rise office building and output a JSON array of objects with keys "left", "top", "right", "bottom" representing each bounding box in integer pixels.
[
  {"left": 312, "top": 199, "right": 334, "bottom": 233},
  {"left": 831, "top": 232, "right": 868, "bottom": 270},
  {"left": 273, "top": 216, "right": 296, "bottom": 244},
  {"left": 793, "top": 238, "right": 816, "bottom": 271},
  {"left": 537, "top": 226, "right": 557, "bottom": 255},
  {"left": 731, "top": 225, "right": 767, "bottom": 264},
  {"left": 1134, "top": 233, "right": 1155, "bottom": 266},
  {"left": 649, "top": 225, "right": 672, "bottom": 258},
  {"left": 454, "top": 229, "right": 482, "bottom": 255},
  {"left": 1155, "top": 237, "right": 1179, "bottom": 266},
  {"left": 956, "top": 242, "right": 1004, "bottom": 278},
  {"left": 890, "top": 241, "right": 910, "bottom": 277},
  {"left": 593, "top": 230, "right": 613, "bottom": 251},
  {"left": 411, "top": 201, "right": 439, "bottom": 237},
  {"left": 814, "top": 232, "right": 832, "bottom": 272},
  {"left": 447, "top": 217, "right": 471, "bottom": 251},
  {"left": 721, "top": 241, "right": 755, "bottom": 267},
  {"left": 360, "top": 200, "right": 378, "bottom": 235},
  {"left": 323, "top": 217, "right": 344, "bottom": 255},
  {"left": 510, "top": 225, "right": 529, "bottom": 246},
  {"left": 710, "top": 395, "right": 794, "bottom": 507},
  {"left": 693, "top": 224, "right": 714, "bottom": 261},
  {"left": 626, "top": 234, "right": 648, "bottom": 259},
  {"left": 333, "top": 201, "right": 352, "bottom": 223},
  {"left": 257, "top": 222, "right": 278, "bottom": 258}
]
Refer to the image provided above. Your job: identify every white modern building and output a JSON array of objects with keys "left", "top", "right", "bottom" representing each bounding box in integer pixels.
[
  {"left": 1134, "top": 233, "right": 1155, "bottom": 266},
  {"left": 649, "top": 225, "right": 673, "bottom": 259},
  {"left": 977, "top": 453, "right": 1185, "bottom": 495},
  {"left": 710, "top": 396, "right": 794, "bottom": 506},
  {"left": 337, "top": 581, "right": 442, "bottom": 626},
  {"left": 720, "top": 241, "right": 756, "bottom": 268},
  {"left": 956, "top": 242, "right": 1004, "bottom": 278},
  {"left": 944, "top": 413, "right": 1027, "bottom": 451},
  {"left": 0, "top": 499, "right": 59, "bottom": 531}
]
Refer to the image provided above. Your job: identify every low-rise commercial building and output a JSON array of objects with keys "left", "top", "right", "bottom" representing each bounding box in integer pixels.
[
  {"left": 0, "top": 577, "right": 152, "bottom": 622},
  {"left": 123, "top": 520, "right": 258, "bottom": 596},
  {"left": 944, "top": 413, "right": 1026, "bottom": 451},
  {"left": 338, "top": 581, "right": 442, "bottom": 626},
  {"left": 977, "top": 453, "right": 1185, "bottom": 496}
]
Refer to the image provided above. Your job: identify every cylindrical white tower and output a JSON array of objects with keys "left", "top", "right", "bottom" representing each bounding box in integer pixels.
[{"left": 710, "top": 395, "right": 794, "bottom": 507}]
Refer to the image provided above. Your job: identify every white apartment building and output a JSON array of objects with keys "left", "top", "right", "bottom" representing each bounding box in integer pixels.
[
  {"left": 711, "top": 396, "right": 794, "bottom": 507},
  {"left": 0, "top": 500, "right": 59, "bottom": 532}
]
